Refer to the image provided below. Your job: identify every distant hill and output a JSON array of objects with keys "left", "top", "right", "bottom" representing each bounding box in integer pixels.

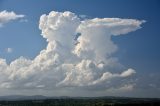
[
  {"left": 0, "top": 95, "right": 160, "bottom": 101},
  {"left": 0, "top": 95, "right": 48, "bottom": 101}
]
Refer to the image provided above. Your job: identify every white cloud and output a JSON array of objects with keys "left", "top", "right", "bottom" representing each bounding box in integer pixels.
[
  {"left": 73, "top": 18, "right": 145, "bottom": 62},
  {"left": 0, "top": 10, "right": 25, "bottom": 27},
  {"left": 5, "top": 48, "right": 13, "bottom": 53},
  {"left": 79, "top": 15, "right": 88, "bottom": 19},
  {"left": 0, "top": 11, "right": 145, "bottom": 95},
  {"left": 120, "top": 68, "right": 136, "bottom": 77}
]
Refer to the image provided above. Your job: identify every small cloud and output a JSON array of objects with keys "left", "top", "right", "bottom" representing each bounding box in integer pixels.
[
  {"left": 0, "top": 10, "right": 25, "bottom": 27},
  {"left": 118, "top": 84, "right": 135, "bottom": 92},
  {"left": 79, "top": 14, "right": 91, "bottom": 20},
  {"left": 19, "top": 19, "right": 28, "bottom": 23},
  {"left": 5, "top": 48, "right": 13, "bottom": 53},
  {"left": 79, "top": 15, "right": 87, "bottom": 18},
  {"left": 121, "top": 68, "right": 136, "bottom": 77}
]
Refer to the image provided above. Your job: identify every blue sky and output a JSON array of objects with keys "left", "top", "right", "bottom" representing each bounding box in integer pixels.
[{"left": 0, "top": 0, "right": 160, "bottom": 97}]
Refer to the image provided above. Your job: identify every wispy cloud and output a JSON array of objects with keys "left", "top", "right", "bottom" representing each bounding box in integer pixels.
[
  {"left": 5, "top": 48, "right": 13, "bottom": 53},
  {"left": 0, "top": 10, "right": 25, "bottom": 27}
]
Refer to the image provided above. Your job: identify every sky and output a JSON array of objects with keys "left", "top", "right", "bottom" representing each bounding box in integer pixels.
[{"left": 0, "top": 0, "right": 160, "bottom": 98}]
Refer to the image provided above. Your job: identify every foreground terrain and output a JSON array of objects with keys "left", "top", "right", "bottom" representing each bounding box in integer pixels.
[{"left": 0, "top": 96, "right": 160, "bottom": 106}]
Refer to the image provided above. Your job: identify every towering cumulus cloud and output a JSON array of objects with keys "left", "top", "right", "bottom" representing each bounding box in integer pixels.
[{"left": 0, "top": 11, "right": 144, "bottom": 94}]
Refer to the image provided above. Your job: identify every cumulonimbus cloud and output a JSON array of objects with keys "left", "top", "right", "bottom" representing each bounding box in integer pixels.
[
  {"left": 0, "top": 11, "right": 145, "bottom": 92},
  {"left": 0, "top": 10, "right": 24, "bottom": 27}
]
